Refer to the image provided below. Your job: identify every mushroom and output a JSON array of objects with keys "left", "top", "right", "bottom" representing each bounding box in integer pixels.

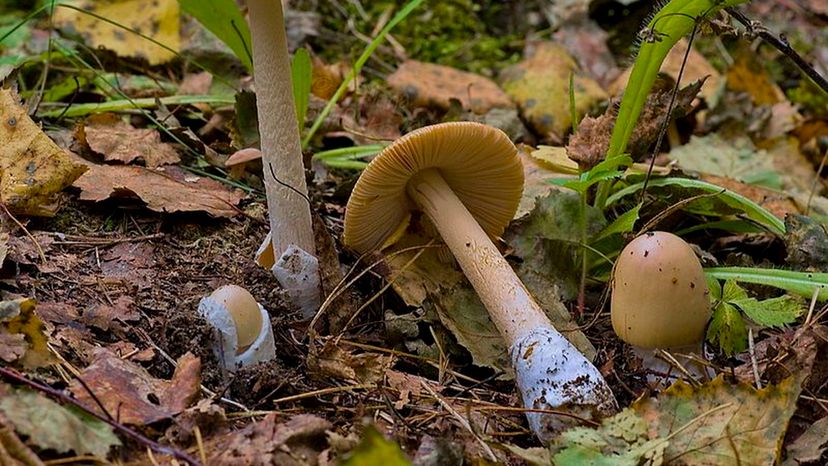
[
  {"left": 198, "top": 285, "right": 276, "bottom": 371},
  {"left": 344, "top": 122, "right": 617, "bottom": 441},
  {"left": 611, "top": 231, "right": 711, "bottom": 378},
  {"left": 246, "top": 0, "right": 321, "bottom": 315}
]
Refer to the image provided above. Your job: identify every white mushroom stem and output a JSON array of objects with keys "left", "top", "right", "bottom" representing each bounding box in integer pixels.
[
  {"left": 247, "top": 0, "right": 321, "bottom": 313},
  {"left": 407, "top": 168, "right": 617, "bottom": 440}
]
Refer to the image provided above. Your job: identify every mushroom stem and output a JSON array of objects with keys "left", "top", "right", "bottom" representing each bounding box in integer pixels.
[
  {"left": 407, "top": 168, "right": 617, "bottom": 440},
  {"left": 407, "top": 168, "right": 549, "bottom": 345},
  {"left": 247, "top": 0, "right": 315, "bottom": 258}
]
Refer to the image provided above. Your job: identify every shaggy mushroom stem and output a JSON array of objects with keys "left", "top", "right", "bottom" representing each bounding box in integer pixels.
[
  {"left": 246, "top": 0, "right": 321, "bottom": 315},
  {"left": 408, "top": 168, "right": 617, "bottom": 440},
  {"left": 407, "top": 169, "right": 549, "bottom": 345}
]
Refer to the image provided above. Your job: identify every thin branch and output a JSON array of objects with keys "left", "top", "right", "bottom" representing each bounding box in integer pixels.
[
  {"left": 726, "top": 7, "right": 828, "bottom": 95},
  {"left": 0, "top": 367, "right": 201, "bottom": 466}
]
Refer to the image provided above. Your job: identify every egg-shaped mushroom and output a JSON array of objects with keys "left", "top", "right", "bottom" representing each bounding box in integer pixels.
[
  {"left": 209, "top": 285, "right": 263, "bottom": 350},
  {"left": 611, "top": 231, "right": 711, "bottom": 349}
]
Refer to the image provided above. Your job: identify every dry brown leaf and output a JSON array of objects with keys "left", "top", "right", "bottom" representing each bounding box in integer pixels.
[
  {"left": 204, "top": 414, "right": 331, "bottom": 466},
  {"left": 308, "top": 341, "right": 395, "bottom": 385},
  {"left": 78, "top": 114, "right": 180, "bottom": 167},
  {"left": 388, "top": 60, "right": 512, "bottom": 114},
  {"left": 69, "top": 349, "right": 201, "bottom": 425},
  {"left": 72, "top": 162, "right": 243, "bottom": 217},
  {"left": 81, "top": 295, "right": 140, "bottom": 331},
  {"left": 0, "top": 298, "right": 55, "bottom": 369},
  {"left": 0, "top": 89, "right": 87, "bottom": 216},
  {"left": 567, "top": 78, "right": 703, "bottom": 169},
  {"left": 701, "top": 174, "right": 799, "bottom": 219}
]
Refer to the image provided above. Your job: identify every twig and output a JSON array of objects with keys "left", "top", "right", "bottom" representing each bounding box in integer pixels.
[
  {"left": 419, "top": 381, "right": 498, "bottom": 462},
  {"left": 0, "top": 366, "right": 201, "bottom": 466},
  {"left": 726, "top": 7, "right": 828, "bottom": 96},
  {"left": 748, "top": 328, "right": 762, "bottom": 389}
]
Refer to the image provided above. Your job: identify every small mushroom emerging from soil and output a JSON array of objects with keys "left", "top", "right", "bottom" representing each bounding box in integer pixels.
[
  {"left": 198, "top": 285, "right": 276, "bottom": 371},
  {"left": 611, "top": 231, "right": 711, "bottom": 377},
  {"left": 343, "top": 121, "right": 617, "bottom": 441}
]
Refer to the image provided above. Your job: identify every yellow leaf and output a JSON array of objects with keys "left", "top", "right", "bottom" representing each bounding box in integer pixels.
[
  {"left": 54, "top": 0, "right": 180, "bottom": 65},
  {"left": 1, "top": 298, "right": 55, "bottom": 368},
  {"left": 632, "top": 375, "right": 801, "bottom": 465},
  {"left": 0, "top": 89, "right": 87, "bottom": 216}
]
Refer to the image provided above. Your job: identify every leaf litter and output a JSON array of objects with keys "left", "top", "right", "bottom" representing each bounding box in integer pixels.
[{"left": 1, "top": 0, "right": 828, "bottom": 464}]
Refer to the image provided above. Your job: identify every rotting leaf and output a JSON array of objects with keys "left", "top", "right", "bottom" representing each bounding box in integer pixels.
[
  {"left": 69, "top": 349, "right": 200, "bottom": 425},
  {"left": 0, "top": 298, "right": 54, "bottom": 368},
  {"left": 72, "top": 161, "right": 243, "bottom": 217},
  {"left": 202, "top": 414, "right": 332, "bottom": 465},
  {"left": 0, "top": 89, "right": 87, "bottom": 216},
  {"left": 307, "top": 341, "right": 394, "bottom": 385},
  {"left": 552, "top": 375, "right": 801, "bottom": 466},
  {"left": 783, "top": 415, "right": 828, "bottom": 466},
  {"left": 633, "top": 375, "right": 801, "bottom": 465},
  {"left": 53, "top": 0, "right": 180, "bottom": 65},
  {"left": 77, "top": 113, "right": 180, "bottom": 168},
  {"left": 0, "top": 388, "right": 120, "bottom": 458},
  {"left": 669, "top": 134, "right": 781, "bottom": 189},
  {"left": 567, "top": 78, "right": 703, "bottom": 170}
]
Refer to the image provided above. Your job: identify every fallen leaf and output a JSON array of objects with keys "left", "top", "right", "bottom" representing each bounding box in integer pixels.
[
  {"left": 341, "top": 425, "right": 410, "bottom": 466},
  {"left": 81, "top": 295, "right": 140, "bottom": 331},
  {"left": 98, "top": 242, "right": 156, "bottom": 289},
  {"left": 0, "top": 388, "right": 121, "bottom": 458},
  {"left": 700, "top": 174, "right": 799, "bottom": 220},
  {"left": 501, "top": 41, "right": 607, "bottom": 142},
  {"left": 308, "top": 340, "right": 395, "bottom": 385},
  {"left": 386, "top": 370, "right": 430, "bottom": 411},
  {"left": 0, "top": 232, "right": 7, "bottom": 265},
  {"left": 551, "top": 375, "right": 801, "bottom": 465},
  {"left": 54, "top": 0, "right": 180, "bottom": 65},
  {"left": 726, "top": 49, "right": 787, "bottom": 106},
  {"left": 517, "top": 146, "right": 570, "bottom": 219},
  {"left": 311, "top": 56, "right": 345, "bottom": 100},
  {"left": 78, "top": 114, "right": 180, "bottom": 167},
  {"left": 783, "top": 416, "right": 828, "bottom": 466},
  {"left": 388, "top": 60, "right": 513, "bottom": 114},
  {"left": 784, "top": 214, "right": 828, "bottom": 271},
  {"left": 0, "top": 410, "right": 41, "bottom": 465},
  {"left": 69, "top": 349, "right": 201, "bottom": 425},
  {"left": 567, "top": 78, "right": 703, "bottom": 169},
  {"left": 669, "top": 134, "right": 781, "bottom": 189},
  {"left": 634, "top": 376, "right": 800, "bottom": 465},
  {"left": 72, "top": 162, "right": 243, "bottom": 217},
  {"left": 204, "top": 414, "right": 331, "bottom": 465},
  {"left": 0, "top": 89, "right": 87, "bottom": 216},
  {"left": 0, "top": 298, "right": 54, "bottom": 368}
]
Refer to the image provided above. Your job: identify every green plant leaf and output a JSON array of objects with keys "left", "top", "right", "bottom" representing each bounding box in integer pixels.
[
  {"left": 732, "top": 295, "right": 803, "bottom": 328},
  {"left": 291, "top": 48, "right": 311, "bottom": 133},
  {"left": 705, "top": 267, "right": 828, "bottom": 301},
  {"left": 592, "top": 202, "right": 641, "bottom": 243},
  {"left": 341, "top": 425, "right": 410, "bottom": 466},
  {"left": 606, "top": 177, "right": 786, "bottom": 236},
  {"left": 558, "top": 156, "right": 633, "bottom": 193},
  {"left": 180, "top": 0, "right": 253, "bottom": 71},
  {"left": 606, "top": 0, "right": 748, "bottom": 160},
  {"left": 707, "top": 302, "right": 747, "bottom": 356},
  {"left": 721, "top": 279, "right": 748, "bottom": 302}
]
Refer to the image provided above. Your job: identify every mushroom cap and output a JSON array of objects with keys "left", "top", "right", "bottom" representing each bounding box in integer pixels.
[
  {"left": 611, "top": 231, "right": 711, "bottom": 349},
  {"left": 343, "top": 122, "right": 523, "bottom": 253},
  {"left": 210, "top": 285, "right": 263, "bottom": 349}
]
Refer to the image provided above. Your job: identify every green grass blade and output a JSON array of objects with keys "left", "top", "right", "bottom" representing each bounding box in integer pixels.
[
  {"left": 606, "top": 177, "right": 785, "bottom": 235},
  {"left": 705, "top": 267, "right": 828, "bottom": 301},
  {"left": 301, "top": 0, "right": 424, "bottom": 149},
  {"left": 37, "top": 94, "right": 235, "bottom": 118},
  {"left": 606, "top": 0, "right": 747, "bottom": 160},
  {"left": 291, "top": 48, "right": 312, "bottom": 134}
]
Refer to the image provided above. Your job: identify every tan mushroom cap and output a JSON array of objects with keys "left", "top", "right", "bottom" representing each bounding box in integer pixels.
[
  {"left": 210, "top": 285, "right": 263, "bottom": 350},
  {"left": 343, "top": 122, "right": 524, "bottom": 253}
]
